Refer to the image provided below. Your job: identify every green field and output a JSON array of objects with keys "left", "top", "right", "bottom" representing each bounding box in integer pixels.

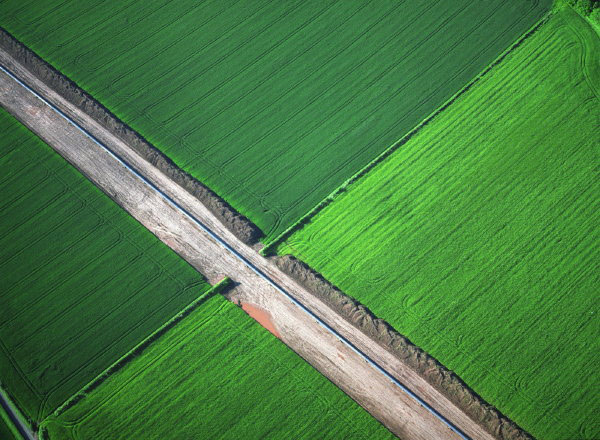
[
  {"left": 0, "top": 109, "right": 209, "bottom": 423},
  {"left": 0, "top": 0, "right": 550, "bottom": 240},
  {"left": 0, "top": 405, "right": 22, "bottom": 440},
  {"left": 41, "top": 294, "right": 393, "bottom": 439},
  {"left": 278, "top": 9, "right": 600, "bottom": 440}
]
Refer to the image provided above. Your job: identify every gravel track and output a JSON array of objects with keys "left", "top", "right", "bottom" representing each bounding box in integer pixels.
[{"left": 0, "top": 47, "right": 496, "bottom": 440}]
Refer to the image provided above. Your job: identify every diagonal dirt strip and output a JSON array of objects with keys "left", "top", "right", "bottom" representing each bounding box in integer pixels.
[{"left": 0, "top": 47, "right": 495, "bottom": 440}]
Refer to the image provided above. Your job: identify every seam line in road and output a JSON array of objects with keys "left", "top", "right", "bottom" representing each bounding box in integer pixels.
[{"left": 0, "top": 63, "right": 471, "bottom": 440}]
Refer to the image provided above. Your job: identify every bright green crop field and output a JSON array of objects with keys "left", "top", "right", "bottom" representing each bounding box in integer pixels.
[
  {"left": 0, "top": 109, "right": 209, "bottom": 423},
  {"left": 41, "top": 294, "right": 393, "bottom": 440},
  {"left": 279, "top": 9, "right": 600, "bottom": 440},
  {"left": 0, "top": 0, "right": 550, "bottom": 240}
]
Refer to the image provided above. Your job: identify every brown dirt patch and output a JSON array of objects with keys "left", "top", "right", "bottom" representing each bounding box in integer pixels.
[{"left": 241, "top": 302, "right": 281, "bottom": 339}]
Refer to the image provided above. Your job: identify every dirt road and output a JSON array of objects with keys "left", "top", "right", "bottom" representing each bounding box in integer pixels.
[{"left": 0, "top": 47, "right": 495, "bottom": 440}]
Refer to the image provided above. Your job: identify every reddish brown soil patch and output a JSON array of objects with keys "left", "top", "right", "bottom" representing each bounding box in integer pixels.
[{"left": 241, "top": 302, "right": 281, "bottom": 339}]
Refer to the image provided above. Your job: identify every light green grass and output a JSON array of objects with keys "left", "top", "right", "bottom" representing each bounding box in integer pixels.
[
  {"left": 279, "top": 9, "right": 600, "bottom": 440},
  {"left": 0, "top": 0, "right": 550, "bottom": 240},
  {"left": 41, "top": 294, "right": 394, "bottom": 440},
  {"left": 0, "top": 109, "right": 209, "bottom": 423}
]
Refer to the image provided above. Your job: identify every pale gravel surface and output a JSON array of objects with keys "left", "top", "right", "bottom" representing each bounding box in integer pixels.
[{"left": 0, "top": 48, "right": 495, "bottom": 440}]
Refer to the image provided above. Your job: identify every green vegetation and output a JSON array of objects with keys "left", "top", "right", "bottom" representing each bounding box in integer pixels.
[
  {"left": 0, "top": 0, "right": 550, "bottom": 240},
  {"left": 0, "top": 109, "right": 209, "bottom": 423},
  {"left": 41, "top": 294, "right": 393, "bottom": 439},
  {"left": 555, "top": 0, "right": 600, "bottom": 29},
  {"left": 0, "top": 388, "right": 26, "bottom": 440},
  {"left": 279, "top": 10, "right": 600, "bottom": 440},
  {"left": 558, "top": 0, "right": 599, "bottom": 16},
  {"left": 0, "top": 406, "right": 22, "bottom": 440}
]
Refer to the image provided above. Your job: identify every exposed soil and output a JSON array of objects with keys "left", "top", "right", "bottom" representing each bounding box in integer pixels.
[
  {"left": 275, "top": 255, "right": 533, "bottom": 440},
  {"left": 0, "top": 44, "right": 505, "bottom": 440},
  {"left": 0, "top": 27, "right": 262, "bottom": 245},
  {"left": 240, "top": 302, "right": 281, "bottom": 339}
]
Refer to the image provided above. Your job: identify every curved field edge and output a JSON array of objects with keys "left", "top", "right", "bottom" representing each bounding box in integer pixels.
[
  {"left": 261, "top": 10, "right": 553, "bottom": 253},
  {"left": 0, "top": 28, "right": 262, "bottom": 245},
  {"left": 38, "top": 294, "right": 395, "bottom": 440},
  {"left": 559, "top": 3, "right": 600, "bottom": 97},
  {"left": 279, "top": 10, "right": 600, "bottom": 438}
]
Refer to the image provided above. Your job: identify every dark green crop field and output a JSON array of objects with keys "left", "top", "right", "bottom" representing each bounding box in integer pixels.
[
  {"left": 279, "top": 9, "right": 600, "bottom": 440},
  {"left": 41, "top": 294, "right": 393, "bottom": 440},
  {"left": 0, "top": 405, "right": 21, "bottom": 440},
  {"left": 0, "top": 0, "right": 550, "bottom": 240},
  {"left": 0, "top": 109, "right": 209, "bottom": 423}
]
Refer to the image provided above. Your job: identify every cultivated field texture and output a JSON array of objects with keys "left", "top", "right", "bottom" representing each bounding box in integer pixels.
[
  {"left": 279, "top": 10, "right": 600, "bottom": 440},
  {"left": 41, "top": 294, "right": 394, "bottom": 440},
  {"left": 0, "top": 0, "right": 550, "bottom": 240},
  {"left": 0, "top": 108, "right": 209, "bottom": 423}
]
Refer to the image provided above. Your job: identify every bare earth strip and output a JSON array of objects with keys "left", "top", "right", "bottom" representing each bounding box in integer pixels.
[{"left": 0, "top": 49, "right": 495, "bottom": 440}]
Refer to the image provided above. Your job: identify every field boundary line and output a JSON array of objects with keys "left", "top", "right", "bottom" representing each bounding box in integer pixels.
[
  {"left": 561, "top": 6, "right": 600, "bottom": 99},
  {"left": 261, "top": 11, "right": 554, "bottom": 255},
  {"left": 0, "top": 399, "right": 24, "bottom": 440},
  {"left": 0, "top": 62, "right": 478, "bottom": 439},
  {"left": 0, "top": 386, "right": 35, "bottom": 440},
  {"left": 258, "top": 8, "right": 559, "bottom": 440},
  {"left": 43, "top": 278, "right": 230, "bottom": 430},
  {"left": 0, "top": 27, "right": 263, "bottom": 245},
  {"left": 274, "top": 253, "right": 538, "bottom": 440}
]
